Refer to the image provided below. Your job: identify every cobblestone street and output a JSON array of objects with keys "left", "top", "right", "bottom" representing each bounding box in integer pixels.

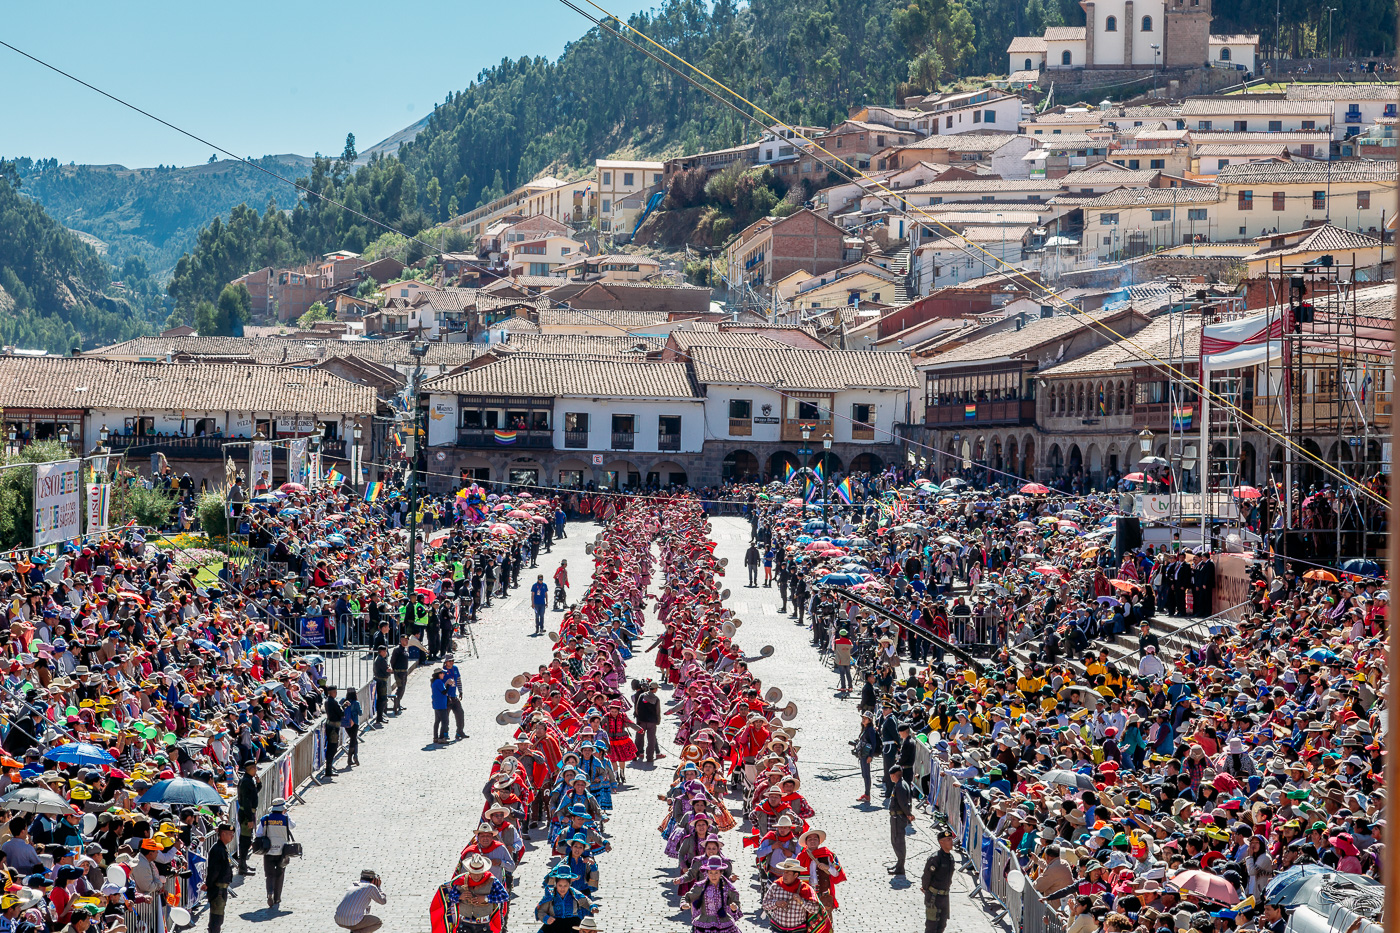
[
  {"left": 220, "top": 525, "right": 593, "bottom": 933},
  {"left": 221, "top": 515, "right": 1006, "bottom": 933}
]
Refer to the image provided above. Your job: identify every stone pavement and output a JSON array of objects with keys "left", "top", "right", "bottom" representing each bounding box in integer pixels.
[
  {"left": 220, "top": 524, "right": 593, "bottom": 933},
  {"left": 220, "top": 514, "right": 1010, "bottom": 933},
  {"left": 696, "top": 516, "right": 1007, "bottom": 933}
]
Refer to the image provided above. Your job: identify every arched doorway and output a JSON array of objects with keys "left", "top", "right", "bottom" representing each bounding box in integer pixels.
[
  {"left": 1006, "top": 436, "right": 1019, "bottom": 477},
  {"left": 849, "top": 452, "right": 883, "bottom": 474},
  {"left": 648, "top": 460, "right": 688, "bottom": 487},
  {"left": 603, "top": 459, "right": 640, "bottom": 490},
  {"left": 1068, "top": 444, "right": 1083, "bottom": 477},
  {"left": 1239, "top": 442, "right": 1257, "bottom": 486},
  {"left": 1087, "top": 443, "right": 1103, "bottom": 479},
  {"left": 554, "top": 457, "right": 590, "bottom": 488},
  {"left": 1021, "top": 435, "right": 1035, "bottom": 477},
  {"left": 508, "top": 457, "right": 542, "bottom": 487},
  {"left": 989, "top": 436, "right": 1003, "bottom": 473},
  {"left": 1048, "top": 443, "right": 1064, "bottom": 477},
  {"left": 768, "top": 451, "right": 800, "bottom": 481},
  {"left": 1300, "top": 439, "right": 1324, "bottom": 490},
  {"left": 808, "top": 452, "right": 843, "bottom": 474},
  {"left": 722, "top": 450, "right": 760, "bottom": 482}
]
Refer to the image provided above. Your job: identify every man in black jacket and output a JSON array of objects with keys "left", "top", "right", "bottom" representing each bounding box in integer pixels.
[
  {"left": 878, "top": 702, "right": 900, "bottom": 797},
  {"left": 634, "top": 682, "right": 662, "bottom": 763},
  {"left": 323, "top": 685, "right": 343, "bottom": 779},
  {"left": 236, "top": 761, "right": 260, "bottom": 876},
  {"left": 390, "top": 635, "right": 411, "bottom": 713},
  {"left": 206, "top": 822, "right": 235, "bottom": 933},
  {"left": 373, "top": 646, "right": 390, "bottom": 725},
  {"left": 888, "top": 764, "right": 916, "bottom": 875}
]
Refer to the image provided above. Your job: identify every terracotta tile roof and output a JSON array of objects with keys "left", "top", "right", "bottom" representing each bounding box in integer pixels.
[
  {"left": 422, "top": 356, "right": 698, "bottom": 399},
  {"left": 686, "top": 346, "right": 917, "bottom": 390},
  {"left": 1042, "top": 27, "right": 1086, "bottom": 40},
  {"left": 1249, "top": 223, "right": 1382, "bottom": 261},
  {"left": 1192, "top": 143, "right": 1293, "bottom": 156},
  {"left": 905, "top": 177, "right": 1065, "bottom": 196},
  {"left": 0, "top": 357, "right": 377, "bottom": 414},
  {"left": 537, "top": 308, "right": 674, "bottom": 328},
  {"left": 502, "top": 334, "right": 662, "bottom": 356},
  {"left": 1007, "top": 36, "right": 1048, "bottom": 52},
  {"left": 1215, "top": 160, "right": 1397, "bottom": 185},
  {"left": 1084, "top": 185, "right": 1221, "bottom": 208},
  {"left": 1037, "top": 316, "right": 1178, "bottom": 376},
  {"left": 921, "top": 309, "right": 1148, "bottom": 367},
  {"left": 1285, "top": 83, "right": 1399, "bottom": 101},
  {"left": 899, "top": 133, "right": 1026, "bottom": 152},
  {"left": 1008, "top": 70, "right": 1043, "bottom": 84},
  {"left": 1210, "top": 34, "right": 1260, "bottom": 44},
  {"left": 1187, "top": 131, "right": 1330, "bottom": 143},
  {"left": 1181, "top": 98, "right": 1332, "bottom": 116},
  {"left": 87, "top": 336, "right": 486, "bottom": 369}
]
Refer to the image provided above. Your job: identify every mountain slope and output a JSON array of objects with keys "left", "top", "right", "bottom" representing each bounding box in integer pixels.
[
  {"left": 0, "top": 165, "right": 164, "bottom": 352},
  {"left": 9, "top": 155, "right": 313, "bottom": 277}
]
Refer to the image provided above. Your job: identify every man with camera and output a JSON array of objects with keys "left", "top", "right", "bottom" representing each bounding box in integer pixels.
[{"left": 335, "top": 870, "right": 387, "bottom": 933}]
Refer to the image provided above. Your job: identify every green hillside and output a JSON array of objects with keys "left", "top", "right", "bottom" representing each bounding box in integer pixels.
[
  {"left": 8, "top": 155, "right": 313, "bottom": 277},
  {"left": 0, "top": 163, "right": 164, "bottom": 353}
]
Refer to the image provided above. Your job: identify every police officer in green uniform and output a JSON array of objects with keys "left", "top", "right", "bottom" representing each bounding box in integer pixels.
[{"left": 921, "top": 828, "right": 956, "bottom": 933}]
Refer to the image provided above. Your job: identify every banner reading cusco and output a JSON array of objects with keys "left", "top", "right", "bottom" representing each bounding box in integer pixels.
[{"left": 34, "top": 460, "right": 81, "bottom": 547}]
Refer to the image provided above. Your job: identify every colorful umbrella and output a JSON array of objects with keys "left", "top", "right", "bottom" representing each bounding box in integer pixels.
[
  {"left": 1020, "top": 483, "right": 1050, "bottom": 494},
  {"left": 1303, "top": 569, "right": 1338, "bottom": 582},
  {"left": 1169, "top": 870, "right": 1239, "bottom": 904}
]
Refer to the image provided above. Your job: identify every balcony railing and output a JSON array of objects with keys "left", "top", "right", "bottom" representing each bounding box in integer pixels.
[
  {"left": 1346, "top": 112, "right": 1364, "bottom": 123},
  {"left": 611, "top": 431, "right": 635, "bottom": 450},
  {"left": 851, "top": 424, "right": 876, "bottom": 441},
  {"left": 658, "top": 433, "right": 681, "bottom": 452},
  {"left": 106, "top": 435, "right": 231, "bottom": 461},
  {"left": 728, "top": 418, "right": 753, "bottom": 437},
  {"left": 456, "top": 429, "right": 553, "bottom": 449},
  {"left": 924, "top": 399, "right": 1035, "bottom": 428},
  {"left": 564, "top": 431, "right": 589, "bottom": 449},
  {"left": 780, "top": 419, "right": 834, "bottom": 443}
]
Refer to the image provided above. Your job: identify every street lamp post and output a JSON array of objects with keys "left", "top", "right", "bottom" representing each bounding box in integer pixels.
[
  {"left": 1151, "top": 44, "right": 1160, "bottom": 96},
  {"left": 821, "top": 432, "right": 833, "bottom": 528},
  {"left": 352, "top": 423, "right": 363, "bottom": 492}
]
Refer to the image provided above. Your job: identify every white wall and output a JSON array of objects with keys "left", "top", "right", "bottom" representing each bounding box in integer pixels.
[
  {"left": 552, "top": 399, "right": 705, "bottom": 454},
  {"left": 1088, "top": 0, "right": 1167, "bottom": 67},
  {"left": 84, "top": 409, "right": 349, "bottom": 450},
  {"left": 700, "top": 385, "right": 908, "bottom": 444}
]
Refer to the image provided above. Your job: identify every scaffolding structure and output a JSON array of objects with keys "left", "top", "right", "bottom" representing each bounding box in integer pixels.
[
  {"left": 1259, "top": 258, "right": 1390, "bottom": 562},
  {"left": 1160, "top": 280, "right": 1247, "bottom": 538}
]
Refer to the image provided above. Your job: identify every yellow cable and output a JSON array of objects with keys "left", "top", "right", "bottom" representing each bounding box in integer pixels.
[{"left": 577, "top": 0, "right": 1388, "bottom": 508}]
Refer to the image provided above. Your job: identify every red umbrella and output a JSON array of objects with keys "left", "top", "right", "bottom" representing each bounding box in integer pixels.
[
  {"left": 1020, "top": 483, "right": 1050, "bottom": 494},
  {"left": 1233, "top": 486, "right": 1262, "bottom": 499},
  {"left": 413, "top": 587, "right": 437, "bottom": 604},
  {"left": 530, "top": 515, "right": 548, "bottom": 524},
  {"left": 1122, "top": 472, "right": 1146, "bottom": 482}
]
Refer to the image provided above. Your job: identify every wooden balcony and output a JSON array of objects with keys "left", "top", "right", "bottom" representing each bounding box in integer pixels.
[
  {"left": 728, "top": 418, "right": 752, "bottom": 437},
  {"left": 564, "top": 431, "right": 589, "bottom": 449},
  {"left": 924, "top": 399, "right": 1035, "bottom": 428},
  {"left": 658, "top": 433, "right": 682, "bottom": 452},
  {"left": 780, "top": 419, "right": 833, "bottom": 443},
  {"left": 851, "top": 424, "right": 876, "bottom": 440}
]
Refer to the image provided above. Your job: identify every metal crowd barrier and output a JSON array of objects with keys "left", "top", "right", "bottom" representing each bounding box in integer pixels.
[{"left": 927, "top": 758, "right": 1069, "bottom": 933}]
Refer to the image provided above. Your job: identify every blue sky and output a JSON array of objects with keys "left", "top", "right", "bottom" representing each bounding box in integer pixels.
[{"left": 0, "top": 0, "right": 655, "bottom": 168}]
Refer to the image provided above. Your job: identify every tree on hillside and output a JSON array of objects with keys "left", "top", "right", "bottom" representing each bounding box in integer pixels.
[
  {"left": 894, "top": 0, "right": 976, "bottom": 87},
  {"left": 195, "top": 283, "right": 251, "bottom": 336},
  {"left": 298, "top": 301, "right": 332, "bottom": 327}
]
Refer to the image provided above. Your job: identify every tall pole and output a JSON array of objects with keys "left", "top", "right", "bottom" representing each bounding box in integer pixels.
[
  {"left": 1327, "top": 8, "right": 1335, "bottom": 76},
  {"left": 406, "top": 347, "right": 424, "bottom": 632},
  {"left": 822, "top": 432, "right": 832, "bottom": 528},
  {"left": 1385, "top": 110, "right": 1400, "bottom": 933}
]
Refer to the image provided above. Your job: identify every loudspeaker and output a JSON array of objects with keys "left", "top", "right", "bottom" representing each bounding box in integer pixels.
[{"left": 1114, "top": 516, "right": 1142, "bottom": 550}]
